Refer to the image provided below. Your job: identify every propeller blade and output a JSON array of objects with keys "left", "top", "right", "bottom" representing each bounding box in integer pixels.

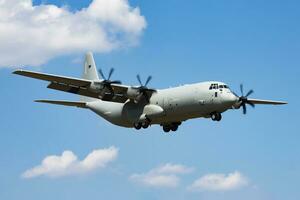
[
  {"left": 108, "top": 68, "right": 114, "bottom": 80},
  {"left": 240, "top": 84, "right": 244, "bottom": 96},
  {"left": 137, "top": 75, "right": 143, "bottom": 86},
  {"left": 145, "top": 76, "right": 152, "bottom": 87},
  {"left": 247, "top": 101, "right": 255, "bottom": 108},
  {"left": 98, "top": 69, "right": 106, "bottom": 80},
  {"left": 242, "top": 104, "right": 247, "bottom": 114},
  {"left": 147, "top": 88, "right": 157, "bottom": 92},
  {"left": 110, "top": 80, "right": 122, "bottom": 84},
  {"left": 133, "top": 74, "right": 156, "bottom": 103},
  {"left": 245, "top": 89, "right": 254, "bottom": 97}
]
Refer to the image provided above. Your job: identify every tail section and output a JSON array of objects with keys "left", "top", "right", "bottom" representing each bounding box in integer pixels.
[
  {"left": 81, "top": 52, "right": 100, "bottom": 102},
  {"left": 82, "top": 52, "right": 100, "bottom": 81}
]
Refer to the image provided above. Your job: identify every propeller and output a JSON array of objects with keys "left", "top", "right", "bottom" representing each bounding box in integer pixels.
[
  {"left": 134, "top": 74, "right": 156, "bottom": 102},
  {"left": 98, "top": 68, "right": 122, "bottom": 85},
  {"left": 97, "top": 68, "right": 121, "bottom": 96},
  {"left": 238, "top": 84, "right": 255, "bottom": 114}
]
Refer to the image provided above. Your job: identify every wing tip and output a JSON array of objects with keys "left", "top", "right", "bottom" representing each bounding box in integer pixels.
[
  {"left": 248, "top": 98, "right": 288, "bottom": 105},
  {"left": 273, "top": 101, "right": 288, "bottom": 105},
  {"left": 34, "top": 100, "right": 45, "bottom": 103},
  {"left": 12, "top": 69, "right": 23, "bottom": 74}
]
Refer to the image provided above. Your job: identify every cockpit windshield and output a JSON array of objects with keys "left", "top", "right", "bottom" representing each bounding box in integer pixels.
[{"left": 209, "top": 83, "right": 229, "bottom": 90}]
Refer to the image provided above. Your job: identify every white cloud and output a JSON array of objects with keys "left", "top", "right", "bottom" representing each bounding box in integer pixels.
[
  {"left": 188, "top": 171, "right": 248, "bottom": 192},
  {"left": 153, "top": 163, "right": 194, "bottom": 174},
  {"left": 22, "top": 146, "right": 118, "bottom": 178},
  {"left": 130, "top": 173, "right": 180, "bottom": 188},
  {"left": 130, "top": 163, "right": 193, "bottom": 188},
  {"left": 0, "top": 0, "right": 146, "bottom": 67}
]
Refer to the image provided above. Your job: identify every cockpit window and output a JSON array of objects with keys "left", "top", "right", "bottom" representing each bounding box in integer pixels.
[
  {"left": 210, "top": 84, "right": 230, "bottom": 90},
  {"left": 209, "top": 83, "right": 218, "bottom": 90}
]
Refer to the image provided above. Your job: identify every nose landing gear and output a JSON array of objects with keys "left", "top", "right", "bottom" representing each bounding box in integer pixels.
[
  {"left": 211, "top": 112, "right": 222, "bottom": 121},
  {"left": 163, "top": 126, "right": 171, "bottom": 133},
  {"left": 133, "top": 122, "right": 142, "bottom": 130}
]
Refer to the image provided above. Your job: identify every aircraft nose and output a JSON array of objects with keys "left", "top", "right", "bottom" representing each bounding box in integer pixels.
[{"left": 223, "top": 92, "right": 239, "bottom": 104}]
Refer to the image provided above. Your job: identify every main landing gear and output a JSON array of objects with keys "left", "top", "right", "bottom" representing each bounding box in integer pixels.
[
  {"left": 133, "top": 118, "right": 151, "bottom": 130},
  {"left": 134, "top": 120, "right": 181, "bottom": 133},
  {"left": 211, "top": 112, "right": 222, "bottom": 121},
  {"left": 162, "top": 122, "right": 181, "bottom": 133}
]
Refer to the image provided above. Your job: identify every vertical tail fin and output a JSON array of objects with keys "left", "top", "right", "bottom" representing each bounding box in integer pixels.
[
  {"left": 82, "top": 52, "right": 100, "bottom": 81},
  {"left": 81, "top": 52, "right": 100, "bottom": 102}
]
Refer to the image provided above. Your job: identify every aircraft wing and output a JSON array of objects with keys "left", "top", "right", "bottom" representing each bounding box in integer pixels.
[
  {"left": 247, "top": 98, "right": 288, "bottom": 105},
  {"left": 13, "top": 69, "right": 130, "bottom": 103},
  {"left": 13, "top": 70, "right": 91, "bottom": 87}
]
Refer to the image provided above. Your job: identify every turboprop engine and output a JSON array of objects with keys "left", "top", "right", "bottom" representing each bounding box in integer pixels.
[
  {"left": 89, "top": 68, "right": 122, "bottom": 98},
  {"left": 126, "top": 75, "right": 157, "bottom": 103},
  {"left": 126, "top": 87, "right": 141, "bottom": 100}
]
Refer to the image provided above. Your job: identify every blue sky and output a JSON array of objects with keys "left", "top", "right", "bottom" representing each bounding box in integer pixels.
[{"left": 0, "top": 0, "right": 299, "bottom": 200}]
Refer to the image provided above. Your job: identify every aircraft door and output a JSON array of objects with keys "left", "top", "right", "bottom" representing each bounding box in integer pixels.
[{"left": 164, "top": 97, "right": 175, "bottom": 114}]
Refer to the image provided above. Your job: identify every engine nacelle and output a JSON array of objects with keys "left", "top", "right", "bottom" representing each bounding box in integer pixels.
[
  {"left": 232, "top": 101, "right": 242, "bottom": 109},
  {"left": 88, "top": 81, "right": 105, "bottom": 92},
  {"left": 126, "top": 87, "right": 141, "bottom": 100}
]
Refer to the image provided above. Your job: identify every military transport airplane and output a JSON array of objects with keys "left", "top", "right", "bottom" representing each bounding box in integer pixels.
[{"left": 13, "top": 52, "right": 287, "bottom": 132}]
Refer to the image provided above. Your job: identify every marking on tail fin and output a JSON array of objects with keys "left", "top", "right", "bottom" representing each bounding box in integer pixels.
[{"left": 83, "top": 52, "right": 99, "bottom": 81}]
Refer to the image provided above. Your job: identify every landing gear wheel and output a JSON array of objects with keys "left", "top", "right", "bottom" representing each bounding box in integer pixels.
[
  {"left": 216, "top": 113, "right": 222, "bottom": 121},
  {"left": 142, "top": 117, "right": 151, "bottom": 129},
  {"left": 211, "top": 113, "right": 217, "bottom": 121},
  {"left": 134, "top": 122, "right": 142, "bottom": 130},
  {"left": 163, "top": 126, "right": 171, "bottom": 133},
  {"left": 171, "top": 125, "right": 178, "bottom": 132},
  {"left": 142, "top": 122, "right": 149, "bottom": 129},
  {"left": 211, "top": 113, "right": 222, "bottom": 121}
]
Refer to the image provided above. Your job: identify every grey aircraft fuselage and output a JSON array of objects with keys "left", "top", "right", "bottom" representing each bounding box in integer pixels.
[{"left": 87, "top": 81, "right": 237, "bottom": 128}]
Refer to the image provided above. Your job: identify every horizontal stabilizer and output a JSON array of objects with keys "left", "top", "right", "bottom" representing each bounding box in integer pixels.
[
  {"left": 247, "top": 98, "right": 288, "bottom": 105},
  {"left": 35, "top": 100, "right": 87, "bottom": 108}
]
